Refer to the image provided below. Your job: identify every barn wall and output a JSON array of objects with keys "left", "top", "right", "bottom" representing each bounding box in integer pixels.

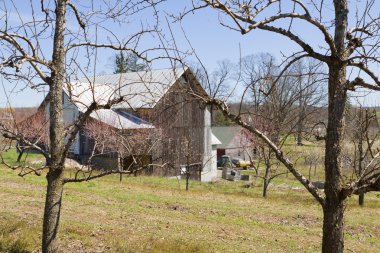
[
  {"left": 91, "top": 155, "right": 119, "bottom": 170},
  {"left": 149, "top": 78, "right": 206, "bottom": 177},
  {"left": 46, "top": 92, "right": 81, "bottom": 155},
  {"left": 201, "top": 106, "right": 218, "bottom": 182},
  {"left": 63, "top": 92, "right": 81, "bottom": 155}
]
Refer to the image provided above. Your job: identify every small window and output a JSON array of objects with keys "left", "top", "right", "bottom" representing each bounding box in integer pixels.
[{"left": 62, "top": 92, "right": 65, "bottom": 105}]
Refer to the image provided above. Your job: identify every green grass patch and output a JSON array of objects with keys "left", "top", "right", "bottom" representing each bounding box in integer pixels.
[
  {"left": 1, "top": 151, "right": 380, "bottom": 252},
  {"left": 1, "top": 148, "right": 44, "bottom": 167},
  {"left": 0, "top": 213, "right": 40, "bottom": 253}
]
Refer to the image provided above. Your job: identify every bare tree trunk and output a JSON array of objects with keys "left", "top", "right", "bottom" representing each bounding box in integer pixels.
[
  {"left": 358, "top": 154, "right": 365, "bottom": 206},
  {"left": 297, "top": 76, "right": 304, "bottom": 146},
  {"left": 296, "top": 114, "right": 304, "bottom": 146},
  {"left": 358, "top": 118, "right": 365, "bottom": 207},
  {"left": 296, "top": 124, "right": 302, "bottom": 145},
  {"left": 322, "top": 199, "right": 345, "bottom": 253},
  {"left": 359, "top": 193, "right": 365, "bottom": 206},
  {"left": 263, "top": 166, "right": 270, "bottom": 198},
  {"left": 321, "top": 1, "right": 348, "bottom": 251},
  {"left": 42, "top": 1, "right": 67, "bottom": 252},
  {"left": 322, "top": 65, "right": 347, "bottom": 252},
  {"left": 186, "top": 171, "right": 190, "bottom": 191},
  {"left": 16, "top": 149, "right": 24, "bottom": 162},
  {"left": 262, "top": 180, "right": 268, "bottom": 198},
  {"left": 42, "top": 170, "right": 64, "bottom": 253},
  {"left": 308, "top": 161, "right": 312, "bottom": 181},
  {"left": 186, "top": 155, "right": 190, "bottom": 191},
  {"left": 16, "top": 141, "right": 24, "bottom": 162}
]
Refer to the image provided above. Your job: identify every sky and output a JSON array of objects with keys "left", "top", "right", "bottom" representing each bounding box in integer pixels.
[{"left": 1, "top": 0, "right": 380, "bottom": 107}]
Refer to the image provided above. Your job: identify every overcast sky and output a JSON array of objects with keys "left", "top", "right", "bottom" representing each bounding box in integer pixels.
[{"left": 1, "top": 0, "right": 380, "bottom": 107}]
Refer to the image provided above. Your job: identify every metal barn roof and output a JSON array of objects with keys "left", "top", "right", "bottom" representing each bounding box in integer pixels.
[
  {"left": 62, "top": 68, "right": 188, "bottom": 130},
  {"left": 212, "top": 126, "right": 242, "bottom": 149},
  {"left": 90, "top": 109, "right": 153, "bottom": 130},
  {"left": 71, "top": 67, "right": 187, "bottom": 111}
]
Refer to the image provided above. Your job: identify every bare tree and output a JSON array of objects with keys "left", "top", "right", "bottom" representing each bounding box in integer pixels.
[
  {"left": 14, "top": 108, "right": 48, "bottom": 162},
  {"left": 236, "top": 54, "right": 324, "bottom": 198},
  {"left": 292, "top": 59, "right": 326, "bottom": 145},
  {"left": 190, "top": 60, "right": 234, "bottom": 125},
  {"left": 84, "top": 117, "right": 161, "bottom": 176},
  {"left": 178, "top": 136, "right": 204, "bottom": 191},
  {"left": 192, "top": 60, "right": 233, "bottom": 99},
  {"left": 244, "top": 114, "right": 288, "bottom": 197},
  {"left": 186, "top": 1, "right": 380, "bottom": 252},
  {"left": 242, "top": 54, "right": 297, "bottom": 142},
  {"left": 240, "top": 54, "right": 326, "bottom": 144},
  {"left": 346, "top": 106, "right": 380, "bottom": 206},
  {"left": 0, "top": 1, "right": 168, "bottom": 252}
]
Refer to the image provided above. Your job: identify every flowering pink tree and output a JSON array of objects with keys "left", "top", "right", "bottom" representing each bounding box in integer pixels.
[{"left": 84, "top": 118, "right": 161, "bottom": 174}]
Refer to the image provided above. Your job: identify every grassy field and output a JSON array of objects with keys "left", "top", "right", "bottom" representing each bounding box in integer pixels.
[{"left": 1, "top": 157, "right": 380, "bottom": 253}]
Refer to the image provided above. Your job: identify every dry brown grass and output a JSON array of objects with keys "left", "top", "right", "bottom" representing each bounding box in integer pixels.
[{"left": 1, "top": 164, "right": 380, "bottom": 253}]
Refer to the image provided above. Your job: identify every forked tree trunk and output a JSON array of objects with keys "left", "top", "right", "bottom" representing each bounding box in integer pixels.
[
  {"left": 16, "top": 142, "right": 25, "bottom": 162},
  {"left": 42, "top": 169, "right": 65, "bottom": 253},
  {"left": 321, "top": 1, "right": 348, "bottom": 252},
  {"left": 42, "top": 1, "right": 67, "bottom": 252}
]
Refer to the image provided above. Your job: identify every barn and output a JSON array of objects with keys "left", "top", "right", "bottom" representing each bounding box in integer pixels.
[{"left": 44, "top": 67, "right": 220, "bottom": 182}]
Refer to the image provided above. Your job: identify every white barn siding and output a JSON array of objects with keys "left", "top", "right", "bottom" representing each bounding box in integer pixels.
[
  {"left": 201, "top": 106, "right": 217, "bottom": 182},
  {"left": 45, "top": 92, "right": 81, "bottom": 155},
  {"left": 62, "top": 92, "right": 81, "bottom": 154}
]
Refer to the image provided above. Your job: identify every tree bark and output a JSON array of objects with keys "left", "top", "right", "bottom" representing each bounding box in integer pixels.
[
  {"left": 42, "top": 170, "right": 64, "bottom": 253},
  {"left": 16, "top": 148, "right": 24, "bottom": 162},
  {"left": 358, "top": 193, "right": 365, "bottom": 206},
  {"left": 297, "top": 76, "right": 305, "bottom": 146},
  {"left": 321, "top": 1, "right": 348, "bottom": 252},
  {"left": 263, "top": 166, "right": 270, "bottom": 198},
  {"left": 262, "top": 180, "right": 268, "bottom": 198},
  {"left": 322, "top": 64, "right": 347, "bottom": 253},
  {"left": 322, "top": 199, "right": 345, "bottom": 253},
  {"left": 296, "top": 124, "right": 303, "bottom": 146},
  {"left": 296, "top": 107, "right": 305, "bottom": 146},
  {"left": 42, "top": 1, "right": 67, "bottom": 252}
]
